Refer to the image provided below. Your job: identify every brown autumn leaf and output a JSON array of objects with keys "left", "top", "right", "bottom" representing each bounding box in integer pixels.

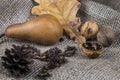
[
  {"left": 31, "top": 0, "right": 86, "bottom": 44},
  {"left": 31, "top": 0, "right": 81, "bottom": 28}
]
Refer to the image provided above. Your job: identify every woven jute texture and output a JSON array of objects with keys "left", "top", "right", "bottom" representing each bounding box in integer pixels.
[{"left": 0, "top": 0, "right": 120, "bottom": 80}]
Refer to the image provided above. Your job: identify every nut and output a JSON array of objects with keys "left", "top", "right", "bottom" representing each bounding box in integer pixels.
[
  {"left": 97, "top": 27, "right": 115, "bottom": 47},
  {"left": 80, "top": 21, "right": 99, "bottom": 39},
  {"left": 80, "top": 42, "right": 104, "bottom": 59}
]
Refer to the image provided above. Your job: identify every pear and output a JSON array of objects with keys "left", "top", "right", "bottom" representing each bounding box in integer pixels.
[{"left": 0, "top": 14, "right": 63, "bottom": 45}]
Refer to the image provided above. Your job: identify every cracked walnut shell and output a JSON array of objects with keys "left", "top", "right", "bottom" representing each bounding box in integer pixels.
[{"left": 80, "top": 42, "right": 104, "bottom": 59}]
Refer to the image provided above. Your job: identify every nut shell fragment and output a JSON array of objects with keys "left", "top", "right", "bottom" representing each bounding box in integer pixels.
[{"left": 80, "top": 42, "right": 104, "bottom": 58}]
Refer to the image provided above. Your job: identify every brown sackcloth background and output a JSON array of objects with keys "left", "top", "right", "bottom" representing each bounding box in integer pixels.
[{"left": 0, "top": 0, "right": 120, "bottom": 80}]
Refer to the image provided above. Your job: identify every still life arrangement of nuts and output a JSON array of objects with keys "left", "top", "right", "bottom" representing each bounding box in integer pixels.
[{"left": 0, "top": 0, "right": 116, "bottom": 79}]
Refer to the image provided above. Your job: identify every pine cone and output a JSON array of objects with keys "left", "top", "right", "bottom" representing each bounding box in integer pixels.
[
  {"left": 40, "top": 47, "right": 66, "bottom": 69},
  {"left": 1, "top": 44, "right": 40, "bottom": 76},
  {"left": 64, "top": 46, "right": 77, "bottom": 57},
  {"left": 40, "top": 47, "right": 62, "bottom": 61}
]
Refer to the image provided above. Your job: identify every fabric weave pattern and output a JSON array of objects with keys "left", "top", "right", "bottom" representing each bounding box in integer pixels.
[{"left": 0, "top": 0, "right": 120, "bottom": 80}]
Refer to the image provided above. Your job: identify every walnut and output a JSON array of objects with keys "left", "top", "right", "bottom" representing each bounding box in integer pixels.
[
  {"left": 80, "top": 21, "right": 99, "bottom": 39},
  {"left": 97, "top": 27, "right": 115, "bottom": 47}
]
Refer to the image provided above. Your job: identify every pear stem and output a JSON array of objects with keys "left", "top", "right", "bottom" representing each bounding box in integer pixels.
[{"left": 0, "top": 33, "right": 5, "bottom": 38}]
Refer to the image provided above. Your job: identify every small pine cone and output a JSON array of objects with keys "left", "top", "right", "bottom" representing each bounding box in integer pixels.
[
  {"left": 64, "top": 46, "right": 77, "bottom": 57},
  {"left": 40, "top": 47, "right": 66, "bottom": 69},
  {"left": 40, "top": 47, "right": 62, "bottom": 61},
  {"left": 1, "top": 44, "right": 40, "bottom": 76}
]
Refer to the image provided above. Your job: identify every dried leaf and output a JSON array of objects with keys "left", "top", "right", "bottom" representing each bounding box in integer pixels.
[{"left": 31, "top": 0, "right": 81, "bottom": 27}]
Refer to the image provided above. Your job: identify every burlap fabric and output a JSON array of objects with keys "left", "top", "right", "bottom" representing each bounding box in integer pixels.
[{"left": 0, "top": 0, "right": 120, "bottom": 80}]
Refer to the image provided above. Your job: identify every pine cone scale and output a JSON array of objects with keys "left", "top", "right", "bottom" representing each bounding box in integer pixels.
[{"left": 1, "top": 44, "right": 40, "bottom": 76}]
